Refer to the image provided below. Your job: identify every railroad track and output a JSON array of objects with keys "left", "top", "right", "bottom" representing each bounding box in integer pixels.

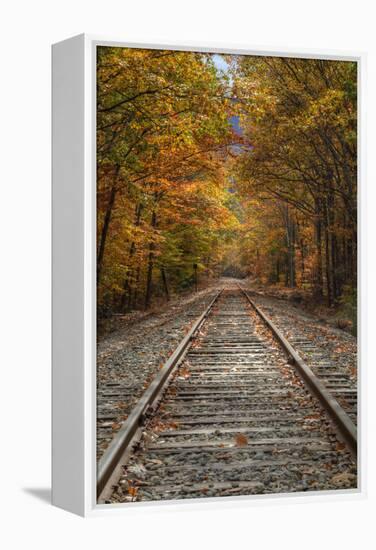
[
  {"left": 244, "top": 289, "right": 357, "bottom": 425},
  {"left": 97, "top": 287, "right": 357, "bottom": 504}
]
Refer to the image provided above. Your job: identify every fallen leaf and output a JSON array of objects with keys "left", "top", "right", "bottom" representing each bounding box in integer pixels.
[
  {"left": 304, "top": 413, "right": 321, "bottom": 420},
  {"left": 331, "top": 472, "right": 357, "bottom": 487},
  {"left": 128, "top": 486, "right": 139, "bottom": 498},
  {"left": 234, "top": 433, "right": 248, "bottom": 447}
]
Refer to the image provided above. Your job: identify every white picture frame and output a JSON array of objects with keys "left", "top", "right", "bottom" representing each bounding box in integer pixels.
[{"left": 52, "top": 34, "right": 366, "bottom": 517}]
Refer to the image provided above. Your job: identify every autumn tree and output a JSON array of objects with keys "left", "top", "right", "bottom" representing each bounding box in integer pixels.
[
  {"left": 231, "top": 56, "right": 357, "bottom": 305},
  {"left": 97, "top": 47, "right": 237, "bottom": 314}
]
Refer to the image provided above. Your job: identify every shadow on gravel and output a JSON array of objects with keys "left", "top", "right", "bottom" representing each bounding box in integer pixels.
[{"left": 23, "top": 487, "right": 51, "bottom": 504}]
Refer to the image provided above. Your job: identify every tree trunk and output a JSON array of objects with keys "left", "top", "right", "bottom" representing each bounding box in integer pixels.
[
  {"left": 284, "top": 254, "right": 289, "bottom": 287},
  {"left": 327, "top": 190, "right": 339, "bottom": 302},
  {"left": 131, "top": 265, "right": 141, "bottom": 309},
  {"left": 255, "top": 249, "right": 260, "bottom": 280},
  {"left": 97, "top": 183, "right": 117, "bottom": 284},
  {"left": 276, "top": 257, "right": 280, "bottom": 283},
  {"left": 144, "top": 210, "right": 157, "bottom": 309},
  {"left": 289, "top": 220, "right": 296, "bottom": 288},
  {"left": 120, "top": 203, "right": 143, "bottom": 311},
  {"left": 331, "top": 232, "right": 339, "bottom": 300},
  {"left": 313, "top": 199, "right": 323, "bottom": 299},
  {"left": 324, "top": 203, "right": 333, "bottom": 307},
  {"left": 283, "top": 206, "right": 296, "bottom": 288},
  {"left": 160, "top": 267, "right": 170, "bottom": 301},
  {"left": 300, "top": 238, "right": 305, "bottom": 287}
]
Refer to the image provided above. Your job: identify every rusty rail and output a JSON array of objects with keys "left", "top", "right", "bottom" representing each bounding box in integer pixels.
[
  {"left": 97, "top": 289, "right": 223, "bottom": 499},
  {"left": 239, "top": 285, "right": 357, "bottom": 456}
]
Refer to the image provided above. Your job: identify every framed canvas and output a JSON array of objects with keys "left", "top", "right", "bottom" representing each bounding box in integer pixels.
[{"left": 52, "top": 34, "right": 366, "bottom": 517}]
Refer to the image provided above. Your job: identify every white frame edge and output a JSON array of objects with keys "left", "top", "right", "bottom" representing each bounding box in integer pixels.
[
  {"left": 52, "top": 33, "right": 366, "bottom": 517},
  {"left": 52, "top": 34, "right": 86, "bottom": 515}
]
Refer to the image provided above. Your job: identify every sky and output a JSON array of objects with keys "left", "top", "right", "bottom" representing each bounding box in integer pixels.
[
  {"left": 212, "top": 54, "right": 243, "bottom": 137},
  {"left": 212, "top": 54, "right": 230, "bottom": 73}
]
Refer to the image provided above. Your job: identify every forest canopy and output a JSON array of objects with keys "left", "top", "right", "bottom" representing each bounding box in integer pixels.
[{"left": 96, "top": 47, "right": 357, "bottom": 319}]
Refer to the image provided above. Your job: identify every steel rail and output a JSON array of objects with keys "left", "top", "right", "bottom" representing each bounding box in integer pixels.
[
  {"left": 97, "top": 289, "right": 223, "bottom": 499},
  {"left": 239, "top": 285, "right": 357, "bottom": 456}
]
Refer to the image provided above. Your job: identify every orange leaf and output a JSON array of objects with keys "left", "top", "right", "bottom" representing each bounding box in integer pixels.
[
  {"left": 128, "top": 486, "right": 139, "bottom": 498},
  {"left": 234, "top": 433, "right": 248, "bottom": 447}
]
